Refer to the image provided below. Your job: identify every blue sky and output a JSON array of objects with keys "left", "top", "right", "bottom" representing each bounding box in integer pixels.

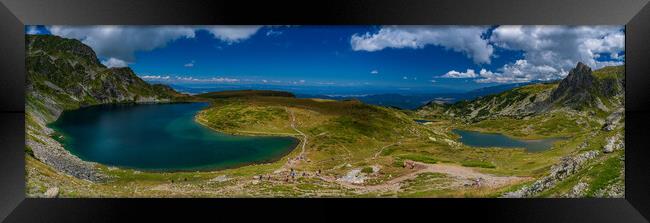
[{"left": 26, "top": 25, "right": 625, "bottom": 94}]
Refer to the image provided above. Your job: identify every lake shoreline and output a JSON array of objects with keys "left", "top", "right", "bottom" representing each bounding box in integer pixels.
[
  {"left": 192, "top": 109, "right": 302, "bottom": 171},
  {"left": 46, "top": 102, "right": 301, "bottom": 174},
  {"left": 28, "top": 100, "right": 189, "bottom": 182},
  {"left": 452, "top": 129, "right": 565, "bottom": 152}
]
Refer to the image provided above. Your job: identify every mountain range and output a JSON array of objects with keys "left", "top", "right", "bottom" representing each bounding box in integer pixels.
[{"left": 416, "top": 62, "right": 624, "bottom": 122}]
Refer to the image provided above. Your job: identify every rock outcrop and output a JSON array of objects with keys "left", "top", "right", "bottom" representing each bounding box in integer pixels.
[
  {"left": 564, "top": 182, "right": 588, "bottom": 198},
  {"left": 549, "top": 62, "right": 624, "bottom": 111},
  {"left": 44, "top": 187, "right": 60, "bottom": 198},
  {"left": 416, "top": 63, "right": 624, "bottom": 122},
  {"left": 603, "top": 108, "right": 624, "bottom": 131},
  {"left": 550, "top": 62, "right": 596, "bottom": 106},
  {"left": 502, "top": 150, "right": 599, "bottom": 198},
  {"left": 603, "top": 134, "right": 624, "bottom": 153}
]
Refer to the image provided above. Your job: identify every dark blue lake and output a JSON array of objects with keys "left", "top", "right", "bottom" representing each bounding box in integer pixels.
[
  {"left": 452, "top": 129, "right": 562, "bottom": 152},
  {"left": 49, "top": 103, "right": 298, "bottom": 171}
]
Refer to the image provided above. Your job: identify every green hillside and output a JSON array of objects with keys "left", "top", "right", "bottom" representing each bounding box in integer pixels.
[{"left": 24, "top": 35, "right": 625, "bottom": 198}]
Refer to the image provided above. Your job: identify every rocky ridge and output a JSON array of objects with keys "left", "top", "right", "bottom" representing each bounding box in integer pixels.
[
  {"left": 25, "top": 34, "right": 187, "bottom": 182},
  {"left": 501, "top": 150, "right": 600, "bottom": 198},
  {"left": 416, "top": 63, "right": 624, "bottom": 122}
]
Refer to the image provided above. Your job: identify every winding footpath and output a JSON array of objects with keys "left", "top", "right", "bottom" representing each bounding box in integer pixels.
[
  {"left": 330, "top": 161, "right": 530, "bottom": 193},
  {"left": 373, "top": 142, "right": 400, "bottom": 159},
  {"left": 269, "top": 107, "right": 529, "bottom": 195},
  {"left": 285, "top": 107, "right": 308, "bottom": 166}
]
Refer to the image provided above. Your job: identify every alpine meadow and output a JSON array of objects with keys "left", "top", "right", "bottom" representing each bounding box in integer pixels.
[{"left": 25, "top": 25, "right": 625, "bottom": 198}]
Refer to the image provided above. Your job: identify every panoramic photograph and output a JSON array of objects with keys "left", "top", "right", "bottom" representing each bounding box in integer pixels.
[{"left": 24, "top": 25, "right": 625, "bottom": 198}]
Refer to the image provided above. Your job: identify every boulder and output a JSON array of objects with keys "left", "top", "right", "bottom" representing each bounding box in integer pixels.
[
  {"left": 44, "top": 187, "right": 59, "bottom": 198},
  {"left": 603, "top": 134, "right": 623, "bottom": 153}
]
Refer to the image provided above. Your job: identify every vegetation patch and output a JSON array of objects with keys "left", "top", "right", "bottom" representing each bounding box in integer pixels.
[
  {"left": 461, "top": 160, "right": 496, "bottom": 169},
  {"left": 398, "top": 154, "right": 438, "bottom": 164},
  {"left": 361, "top": 167, "right": 374, "bottom": 174}
]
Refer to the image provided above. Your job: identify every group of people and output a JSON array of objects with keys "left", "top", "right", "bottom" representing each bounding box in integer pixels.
[{"left": 288, "top": 155, "right": 308, "bottom": 165}]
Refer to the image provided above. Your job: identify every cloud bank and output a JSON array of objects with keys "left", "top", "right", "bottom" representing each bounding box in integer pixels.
[
  {"left": 351, "top": 26, "right": 494, "bottom": 64},
  {"left": 431, "top": 25, "right": 624, "bottom": 83},
  {"left": 141, "top": 75, "right": 240, "bottom": 83},
  {"left": 101, "top": 57, "right": 129, "bottom": 68},
  {"left": 47, "top": 25, "right": 263, "bottom": 63}
]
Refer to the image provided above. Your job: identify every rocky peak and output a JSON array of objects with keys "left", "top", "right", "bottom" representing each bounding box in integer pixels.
[
  {"left": 551, "top": 62, "right": 595, "bottom": 101},
  {"left": 27, "top": 34, "right": 101, "bottom": 65},
  {"left": 109, "top": 67, "right": 137, "bottom": 77},
  {"left": 547, "top": 62, "right": 603, "bottom": 110}
]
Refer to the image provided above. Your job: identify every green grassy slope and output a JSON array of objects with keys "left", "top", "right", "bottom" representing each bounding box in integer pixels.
[{"left": 25, "top": 38, "right": 625, "bottom": 198}]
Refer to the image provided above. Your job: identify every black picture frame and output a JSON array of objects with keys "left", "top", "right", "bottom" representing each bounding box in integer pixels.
[{"left": 1, "top": 0, "right": 649, "bottom": 222}]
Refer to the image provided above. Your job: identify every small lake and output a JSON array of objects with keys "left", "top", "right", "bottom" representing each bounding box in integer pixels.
[
  {"left": 452, "top": 129, "right": 562, "bottom": 152},
  {"left": 49, "top": 102, "right": 298, "bottom": 171}
]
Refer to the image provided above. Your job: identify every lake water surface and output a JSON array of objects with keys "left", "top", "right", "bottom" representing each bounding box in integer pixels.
[
  {"left": 50, "top": 103, "right": 298, "bottom": 171},
  {"left": 452, "top": 129, "right": 562, "bottom": 152}
]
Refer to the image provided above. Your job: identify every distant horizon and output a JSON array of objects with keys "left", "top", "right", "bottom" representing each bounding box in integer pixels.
[
  {"left": 152, "top": 79, "right": 541, "bottom": 96},
  {"left": 26, "top": 25, "right": 624, "bottom": 94}
]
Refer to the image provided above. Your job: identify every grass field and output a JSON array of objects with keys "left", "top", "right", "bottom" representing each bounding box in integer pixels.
[{"left": 26, "top": 89, "right": 624, "bottom": 198}]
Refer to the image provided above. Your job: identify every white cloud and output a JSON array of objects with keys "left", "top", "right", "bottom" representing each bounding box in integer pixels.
[
  {"left": 440, "top": 25, "right": 625, "bottom": 83},
  {"left": 370, "top": 69, "right": 379, "bottom": 74},
  {"left": 474, "top": 60, "right": 563, "bottom": 83},
  {"left": 351, "top": 26, "right": 494, "bottom": 64},
  {"left": 490, "top": 25, "right": 624, "bottom": 72},
  {"left": 101, "top": 57, "right": 129, "bottom": 68},
  {"left": 208, "top": 77, "right": 240, "bottom": 83},
  {"left": 49, "top": 26, "right": 196, "bottom": 63},
  {"left": 140, "top": 75, "right": 171, "bottom": 80},
  {"left": 200, "top": 26, "right": 262, "bottom": 43},
  {"left": 266, "top": 30, "right": 283, "bottom": 36},
  {"left": 184, "top": 60, "right": 195, "bottom": 68},
  {"left": 26, "top": 26, "right": 41, "bottom": 35},
  {"left": 439, "top": 69, "right": 479, "bottom": 78},
  {"left": 47, "top": 25, "right": 263, "bottom": 63},
  {"left": 403, "top": 76, "right": 408, "bottom": 80},
  {"left": 141, "top": 75, "right": 239, "bottom": 83}
]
